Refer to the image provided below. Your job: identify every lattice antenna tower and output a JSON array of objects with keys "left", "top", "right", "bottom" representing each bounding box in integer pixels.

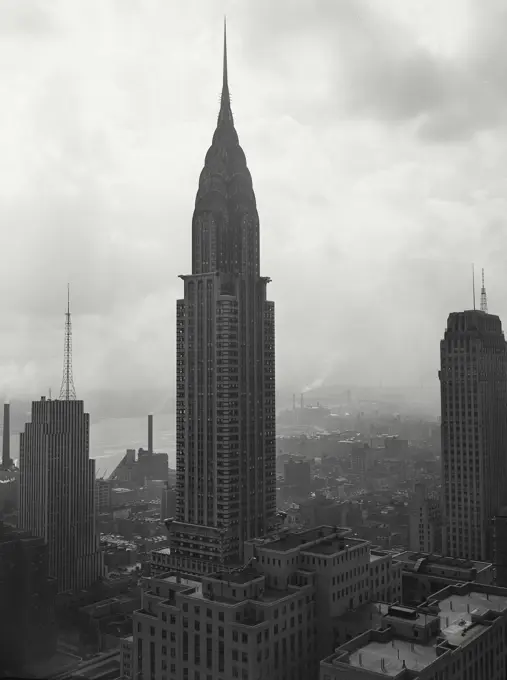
[
  {"left": 59, "top": 283, "right": 77, "bottom": 400},
  {"left": 480, "top": 268, "right": 488, "bottom": 313}
]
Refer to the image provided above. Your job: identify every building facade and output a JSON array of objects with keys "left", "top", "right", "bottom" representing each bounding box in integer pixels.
[
  {"left": 19, "top": 397, "right": 103, "bottom": 592},
  {"left": 440, "top": 310, "right": 507, "bottom": 561},
  {"left": 166, "top": 26, "right": 276, "bottom": 575},
  {"left": 0, "top": 522, "right": 57, "bottom": 675},
  {"left": 409, "top": 482, "right": 442, "bottom": 554},
  {"left": 96, "top": 478, "right": 113, "bottom": 514},
  {"left": 134, "top": 525, "right": 403, "bottom": 680}
]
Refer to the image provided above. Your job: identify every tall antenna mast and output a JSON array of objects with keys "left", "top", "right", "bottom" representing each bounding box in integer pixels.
[
  {"left": 59, "top": 283, "right": 77, "bottom": 400},
  {"left": 480, "top": 268, "right": 488, "bottom": 313},
  {"left": 472, "top": 264, "right": 476, "bottom": 311}
]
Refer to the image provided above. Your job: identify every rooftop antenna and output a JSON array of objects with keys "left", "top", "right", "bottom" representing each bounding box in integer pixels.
[
  {"left": 472, "top": 264, "right": 476, "bottom": 311},
  {"left": 480, "top": 268, "right": 488, "bottom": 313},
  {"left": 59, "top": 283, "right": 77, "bottom": 400}
]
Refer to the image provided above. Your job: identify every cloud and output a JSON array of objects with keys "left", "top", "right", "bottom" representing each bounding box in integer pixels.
[
  {"left": 0, "top": 0, "right": 506, "bottom": 409},
  {"left": 239, "top": 0, "right": 507, "bottom": 143}
]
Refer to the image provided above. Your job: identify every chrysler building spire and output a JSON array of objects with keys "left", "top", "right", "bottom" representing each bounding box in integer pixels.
[{"left": 218, "top": 17, "right": 233, "bottom": 126}]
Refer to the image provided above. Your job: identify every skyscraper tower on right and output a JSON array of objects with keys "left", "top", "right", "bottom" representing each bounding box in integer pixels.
[
  {"left": 166, "top": 24, "right": 277, "bottom": 574},
  {"left": 440, "top": 305, "right": 507, "bottom": 562}
]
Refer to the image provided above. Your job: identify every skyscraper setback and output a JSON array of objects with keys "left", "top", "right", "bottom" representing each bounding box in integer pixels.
[
  {"left": 18, "top": 291, "right": 102, "bottom": 593},
  {"left": 440, "top": 309, "right": 507, "bottom": 562},
  {"left": 167, "top": 25, "right": 276, "bottom": 574}
]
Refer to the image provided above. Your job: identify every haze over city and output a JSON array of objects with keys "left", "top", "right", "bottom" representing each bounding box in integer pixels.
[{"left": 0, "top": 0, "right": 506, "bottom": 404}]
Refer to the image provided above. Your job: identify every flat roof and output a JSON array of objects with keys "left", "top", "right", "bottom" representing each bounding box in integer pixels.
[
  {"left": 253, "top": 526, "right": 348, "bottom": 553},
  {"left": 436, "top": 591, "right": 507, "bottom": 640},
  {"left": 159, "top": 574, "right": 202, "bottom": 592},
  {"left": 349, "top": 638, "right": 437, "bottom": 676},
  {"left": 190, "top": 585, "right": 292, "bottom": 606},
  {"left": 394, "top": 551, "right": 491, "bottom": 572},
  {"left": 304, "top": 537, "right": 365, "bottom": 556},
  {"left": 209, "top": 567, "right": 262, "bottom": 585},
  {"left": 370, "top": 553, "right": 388, "bottom": 563},
  {"left": 152, "top": 547, "right": 171, "bottom": 555}
]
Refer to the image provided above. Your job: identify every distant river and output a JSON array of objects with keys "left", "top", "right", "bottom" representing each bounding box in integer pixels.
[{"left": 10, "top": 414, "right": 176, "bottom": 478}]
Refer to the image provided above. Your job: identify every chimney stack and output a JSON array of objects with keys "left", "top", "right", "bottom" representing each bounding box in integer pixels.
[
  {"left": 2, "top": 402, "right": 10, "bottom": 468},
  {"left": 300, "top": 393, "right": 304, "bottom": 410},
  {"left": 148, "top": 414, "right": 153, "bottom": 455}
]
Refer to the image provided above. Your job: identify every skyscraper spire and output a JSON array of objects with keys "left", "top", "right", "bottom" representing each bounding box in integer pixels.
[
  {"left": 59, "top": 283, "right": 77, "bottom": 400},
  {"left": 217, "top": 17, "right": 233, "bottom": 126},
  {"left": 481, "top": 268, "right": 489, "bottom": 313}
]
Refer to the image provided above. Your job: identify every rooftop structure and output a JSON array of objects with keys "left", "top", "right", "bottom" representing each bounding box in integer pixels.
[
  {"left": 321, "top": 582, "right": 507, "bottom": 680},
  {"left": 394, "top": 550, "right": 493, "bottom": 606}
]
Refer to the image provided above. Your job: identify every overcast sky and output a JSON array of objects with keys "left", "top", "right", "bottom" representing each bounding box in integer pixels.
[{"left": 0, "top": 0, "right": 506, "bottom": 400}]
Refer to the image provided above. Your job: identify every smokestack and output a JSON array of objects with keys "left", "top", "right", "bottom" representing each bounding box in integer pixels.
[
  {"left": 300, "top": 393, "right": 304, "bottom": 410},
  {"left": 148, "top": 414, "right": 153, "bottom": 455},
  {"left": 292, "top": 393, "right": 296, "bottom": 411},
  {"left": 2, "top": 402, "right": 10, "bottom": 468}
]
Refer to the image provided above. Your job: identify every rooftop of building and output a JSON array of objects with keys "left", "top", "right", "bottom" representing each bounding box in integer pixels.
[
  {"left": 339, "top": 584, "right": 507, "bottom": 675},
  {"left": 152, "top": 547, "right": 171, "bottom": 556},
  {"left": 433, "top": 589, "right": 507, "bottom": 626},
  {"left": 208, "top": 567, "right": 262, "bottom": 585},
  {"left": 348, "top": 637, "right": 437, "bottom": 676},
  {"left": 370, "top": 549, "right": 391, "bottom": 563},
  {"left": 394, "top": 551, "right": 491, "bottom": 573},
  {"left": 303, "top": 536, "right": 367, "bottom": 556},
  {"left": 249, "top": 525, "right": 351, "bottom": 553}
]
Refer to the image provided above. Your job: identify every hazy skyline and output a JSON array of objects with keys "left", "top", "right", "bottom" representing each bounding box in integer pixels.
[{"left": 0, "top": 0, "right": 505, "bottom": 398}]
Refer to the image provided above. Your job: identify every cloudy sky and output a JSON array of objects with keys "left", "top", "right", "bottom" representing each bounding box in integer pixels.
[{"left": 0, "top": 0, "right": 505, "bottom": 402}]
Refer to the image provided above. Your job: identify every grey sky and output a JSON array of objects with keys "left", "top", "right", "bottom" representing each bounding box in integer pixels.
[{"left": 0, "top": 0, "right": 505, "bottom": 399}]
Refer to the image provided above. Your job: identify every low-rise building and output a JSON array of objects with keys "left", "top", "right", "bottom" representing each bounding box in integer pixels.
[
  {"left": 320, "top": 583, "right": 507, "bottom": 680},
  {"left": 393, "top": 550, "right": 493, "bottom": 605},
  {"left": 134, "top": 525, "right": 404, "bottom": 680}
]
